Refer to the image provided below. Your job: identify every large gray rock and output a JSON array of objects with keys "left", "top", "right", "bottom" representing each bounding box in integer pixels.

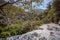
[{"left": 7, "top": 23, "right": 60, "bottom": 40}]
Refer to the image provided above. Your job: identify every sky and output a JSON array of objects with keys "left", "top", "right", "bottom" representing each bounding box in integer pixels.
[
  {"left": 32, "top": 0, "right": 52, "bottom": 9},
  {"left": 39, "top": 0, "right": 52, "bottom": 9}
]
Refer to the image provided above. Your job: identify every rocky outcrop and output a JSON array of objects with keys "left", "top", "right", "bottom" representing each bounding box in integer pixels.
[{"left": 1, "top": 23, "right": 60, "bottom": 40}]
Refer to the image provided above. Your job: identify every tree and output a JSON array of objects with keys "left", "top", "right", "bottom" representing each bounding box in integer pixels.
[
  {"left": 51, "top": 0, "right": 60, "bottom": 23},
  {"left": 45, "top": 0, "right": 60, "bottom": 23}
]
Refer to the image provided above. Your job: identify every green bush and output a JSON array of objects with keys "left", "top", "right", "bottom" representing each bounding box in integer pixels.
[
  {"left": 10, "top": 30, "right": 17, "bottom": 36},
  {"left": 0, "top": 32, "right": 10, "bottom": 38},
  {"left": 0, "top": 27, "right": 3, "bottom": 33},
  {"left": 0, "top": 23, "right": 25, "bottom": 38},
  {"left": 6, "top": 24, "right": 24, "bottom": 35}
]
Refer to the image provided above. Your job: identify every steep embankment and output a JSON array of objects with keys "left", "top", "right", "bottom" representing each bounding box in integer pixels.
[{"left": 6, "top": 23, "right": 60, "bottom": 40}]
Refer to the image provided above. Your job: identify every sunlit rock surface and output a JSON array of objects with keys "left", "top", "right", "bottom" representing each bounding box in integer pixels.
[{"left": 6, "top": 23, "right": 60, "bottom": 40}]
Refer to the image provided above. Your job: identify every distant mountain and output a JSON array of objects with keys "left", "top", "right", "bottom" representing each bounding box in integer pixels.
[{"left": 35, "top": 9, "right": 44, "bottom": 12}]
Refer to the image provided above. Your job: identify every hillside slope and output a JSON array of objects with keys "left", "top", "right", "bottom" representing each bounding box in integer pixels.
[{"left": 5, "top": 23, "right": 60, "bottom": 40}]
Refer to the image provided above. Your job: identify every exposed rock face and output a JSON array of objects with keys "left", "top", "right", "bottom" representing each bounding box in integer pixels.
[{"left": 6, "top": 23, "right": 60, "bottom": 40}]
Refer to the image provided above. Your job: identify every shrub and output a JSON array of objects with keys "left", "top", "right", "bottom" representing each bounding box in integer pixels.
[
  {"left": 0, "top": 27, "right": 3, "bottom": 33},
  {"left": 5, "top": 23, "right": 24, "bottom": 35},
  {"left": 10, "top": 30, "right": 17, "bottom": 36},
  {"left": 0, "top": 32, "right": 10, "bottom": 38}
]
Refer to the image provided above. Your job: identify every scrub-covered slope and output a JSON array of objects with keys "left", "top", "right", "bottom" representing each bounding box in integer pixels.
[{"left": 6, "top": 23, "right": 60, "bottom": 40}]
